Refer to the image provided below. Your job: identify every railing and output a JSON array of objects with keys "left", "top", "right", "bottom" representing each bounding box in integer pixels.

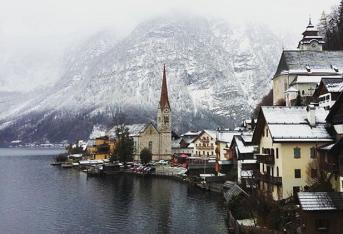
[
  {"left": 256, "top": 153, "right": 275, "bottom": 164},
  {"left": 256, "top": 172, "right": 282, "bottom": 185}
]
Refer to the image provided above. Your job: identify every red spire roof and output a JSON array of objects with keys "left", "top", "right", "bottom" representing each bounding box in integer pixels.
[{"left": 159, "top": 64, "right": 170, "bottom": 109}]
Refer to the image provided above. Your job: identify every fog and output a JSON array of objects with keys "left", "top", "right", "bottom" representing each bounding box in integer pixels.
[{"left": 0, "top": 0, "right": 339, "bottom": 92}]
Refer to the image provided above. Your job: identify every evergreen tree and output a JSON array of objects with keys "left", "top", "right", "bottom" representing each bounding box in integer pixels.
[
  {"left": 110, "top": 124, "right": 134, "bottom": 163},
  {"left": 140, "top": 148, "right": 152, "bottom": 164}
]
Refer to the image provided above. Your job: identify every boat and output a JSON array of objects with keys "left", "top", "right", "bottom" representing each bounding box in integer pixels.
[
  {"left": 61, "top": 163, "right": 73, "bottom": 168},
  {"left": 50, "top": 162, "right": 62, "bottom": 166}
]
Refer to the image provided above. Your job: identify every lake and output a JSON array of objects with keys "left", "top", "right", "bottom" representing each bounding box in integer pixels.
[{"left": 0, "top": 148, "right": 228, "bottom": 234}]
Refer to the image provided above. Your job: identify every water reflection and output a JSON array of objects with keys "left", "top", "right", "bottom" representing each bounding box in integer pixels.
[{"left": 0, "top": 149, "right": 228, "bottom": 234}]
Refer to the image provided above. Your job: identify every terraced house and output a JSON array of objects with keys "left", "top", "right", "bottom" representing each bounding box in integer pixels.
[{"left": 253, "top": 106, "right": 334, "bottom": 200}]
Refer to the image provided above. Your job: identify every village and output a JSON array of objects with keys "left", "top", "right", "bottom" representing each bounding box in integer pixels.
[{"left": 52, "top": 20, "right": 343, "bottom": 233}]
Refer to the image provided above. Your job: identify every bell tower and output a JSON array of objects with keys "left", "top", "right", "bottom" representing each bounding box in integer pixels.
[
  {"left": 297, "top": 17, "right": 325, "bottom": 51},
  {"left": 157, "top": 64, "right": 171, "bottom": 132},
  {"left": 157, "top": 65, "right": 172, "bottom": 160}
]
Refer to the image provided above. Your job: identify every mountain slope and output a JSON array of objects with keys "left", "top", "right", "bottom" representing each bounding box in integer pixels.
[{"left": 0, "top": 16, "right": 283, "bottom": 144}]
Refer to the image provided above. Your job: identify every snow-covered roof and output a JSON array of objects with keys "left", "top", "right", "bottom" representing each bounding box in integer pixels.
[
  {"left": 108, "top": 123, "right": 149, "bottom": 137},
  {"left": 203, "top": 130, "right": 217, "bottom": 139},
  {"left": 262, "top": 106, "right": 328, "bottom": 124},
  {"left": 298, "top": 192, "right": 343, "bottom": 211},
  {"left": 275, "top": 50, "right": 343, "bottom": 78},
  {"left": 234, "top": 136, "right": 255, "bottom": 154},
  {"left": 217, "top": 131, "right": 240, "bottom": 143},
  {"left": 261, "top": 106, "right": 333, "bottom": 142},
  {"left": 293, "top": 75, "right": 322, "bottom": 84},
  {"left": 181, "top": 131, "right": 201, "bottom": 137},
  {"left": 172, "top": 139, "right": 182, "bottom": 148}
]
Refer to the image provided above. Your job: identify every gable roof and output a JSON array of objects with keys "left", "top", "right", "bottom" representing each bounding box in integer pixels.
[
  {"left": 108, "top": 123, "right": 158, "bottom": 137},
  {"left": 253, "top": 106, "right": 333, "bottom": 143},
  {"left": 274, "top": 50, "right": 343, "bottom": 78},
  {"left": 217, "top": 131, "right": 240, "bottom": 143},
  {"left": 298, "top": 192, "right": 343, "bottom": 211}
]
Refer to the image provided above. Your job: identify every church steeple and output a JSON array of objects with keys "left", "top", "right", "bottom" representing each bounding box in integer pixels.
[
  {"left": 157, "top": 65, "right": 171, "bottom": 132},
  {"left": 159, "top": 64, "right": 170, "bottom": 110}
]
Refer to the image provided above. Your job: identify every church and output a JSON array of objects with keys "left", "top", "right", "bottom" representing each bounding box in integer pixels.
[
  {"left": 273, "top": 18, "right": 343, "bottom": 106},
  {"left": 108, "top": 65, "right": 172, "bottom": 161}
]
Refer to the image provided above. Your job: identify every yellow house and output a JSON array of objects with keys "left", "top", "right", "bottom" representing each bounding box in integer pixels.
[
  {"left": 253, "top": 106, "right": 334, "bottom": 200},
  {"left": 86, "top": 136, "right": 116, "bottom": 160}
]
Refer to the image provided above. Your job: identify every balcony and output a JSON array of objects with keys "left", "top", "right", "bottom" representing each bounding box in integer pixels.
[
  {"left": 256, "top": 172, "right": 282, "bottom": 185},
  {"left": 256, "top": 153, "right": 275, "bottom": 165},
  {"left": 197, "top": 145, "right": 214, "bottom": 150}
]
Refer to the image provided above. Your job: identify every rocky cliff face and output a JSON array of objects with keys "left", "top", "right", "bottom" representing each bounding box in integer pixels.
[{"left": 0, "top": 16, "right": 283, "bottom": 143}]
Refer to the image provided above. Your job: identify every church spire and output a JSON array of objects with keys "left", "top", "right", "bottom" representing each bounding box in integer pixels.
[{"left": 159, "top": 64, "right": 170, "bottom": 109}]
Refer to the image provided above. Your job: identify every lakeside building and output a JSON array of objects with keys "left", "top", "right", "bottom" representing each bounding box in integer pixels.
[
  {"left": 193, "top": 130, "right": 217, "bottom": 158},
  {"left": 252, "top": 105, "right": 334, "bottom": 200},
  {"left": 215, "top": 130, "right": 240, "bottom": 174},
  {"left": 172, "top": 131, "right": 200, "bottom": 156},
  {"left": 108, "top": 66, "right": 172, "bottom": 161},
  {"left": 273, "top": 20, "right": 343, "bottom": 106},
  {"left": 86, "top": 136, "right": 116, "bottom": 160},
  {"left": 229, "top": 132, "right": 258, "bottom": 186}
]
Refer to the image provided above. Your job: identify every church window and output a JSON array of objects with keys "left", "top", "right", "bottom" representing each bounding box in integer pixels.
[
  {"left": 164, "top": 116, "right": 169, "bottom": 124},
  {"left": 302, "top": 90, "right": 305, "bottom": 95},
  {"left": 149, "top": 141, "right": 153, "bottom": 151}
]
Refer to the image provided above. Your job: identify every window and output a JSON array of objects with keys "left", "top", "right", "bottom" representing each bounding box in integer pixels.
[
  {"left": 302, "top": 90, "right": 305, "bottom": 95},
  {"left": 262, "top": 129, "right": 265, "bottom": 137},
  {"left": 276, "top": 167, "right": 279, "bottom": 177},
  {"left": 310, "top": 147, "right": 316, "bottom": 158},
  {"left": 311, "top": 169, "right": 317, "bottom": 178},
  {"left": 276, "top": 148, "right": 279, "bottom": 159},
  {"left": 293, "top": 186, "right": 300, "bottom": 196},
  {"left": 294, "top": 147, "right": 301, "bottom": 158},
  {"left": 266, "top": 128, "right": 268, "bottom": 137},
  {"left": 148, "top": 141, "right": 153, "bottom": 151},
  {"left": 294, "top": 169, "right": 301, "bottom": 178},
  {"left": 207, "top": 152, "right": 209, "bottom": 156},
  {"left": 164, "top": 116, "right": 169, "bottom": 124}
]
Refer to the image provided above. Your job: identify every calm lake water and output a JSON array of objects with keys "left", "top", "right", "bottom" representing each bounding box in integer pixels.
[{"left": 0, "top": 148, "right": 228, "bottom": 234}]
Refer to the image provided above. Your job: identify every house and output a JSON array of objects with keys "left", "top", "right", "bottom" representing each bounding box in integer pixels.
[
  {"left": 313, "top": 77, "right": 343, "bottom": 109},
  {"left": 215, "top": 130, "right": 240, "bottom": 174},
  {"left": 298, "top": 192, "right": 343, "bottom": 234},
  {"left": 88, "top": 136, "right": 116, "bottom": 160},
  {"left": 193, "top": 130, "right": 217, "bottom": 158},
  {"left": 171, "top": 131, "right": 201, "bottom": 156},
  {"left": 252, "top": 106, "right": 334, "bottom": 200},
  {"left": 318, "top": 93, "right": 343, "bottom": 191},
  {"left": 108, "top": 65, "right": 172, "bottom": 161},
  {"left": 273, "top": 20, "right": 343, "bottom": 105},
  {"left": 229, "top": 132, "right": 258, "bottom": 186}
]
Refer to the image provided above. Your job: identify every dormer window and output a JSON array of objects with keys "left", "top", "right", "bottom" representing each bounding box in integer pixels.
[{"left": 305, "top": 65, "right": 311, "bottom": 72}]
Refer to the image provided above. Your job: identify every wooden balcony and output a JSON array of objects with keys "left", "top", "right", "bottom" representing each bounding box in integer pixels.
[
  {"left": 256, "top": 172, "right": 282, "bottom": 185},
  {"left": 256, "top": 153, "right": 275, "bottom": 165},
  {"left": 197, "top": 146, "right": 214, "bottom": 150}
]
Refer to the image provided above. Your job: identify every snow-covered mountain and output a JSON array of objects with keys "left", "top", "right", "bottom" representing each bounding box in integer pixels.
[{"left": 0, "top": 16, "right": 284, "bottom": 144}]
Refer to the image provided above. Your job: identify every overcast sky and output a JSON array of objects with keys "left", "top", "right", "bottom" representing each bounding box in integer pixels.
[
  {"left": 0, "top": 0, "right": 340, "bottom": 48},
  {"left": 0, "top": 0, "right": 340, "bottom": 91}
]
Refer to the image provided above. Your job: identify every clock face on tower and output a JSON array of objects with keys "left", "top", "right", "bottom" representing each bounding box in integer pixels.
[{"left": 163, "top": 109, "right": 169, "bottom": 113}]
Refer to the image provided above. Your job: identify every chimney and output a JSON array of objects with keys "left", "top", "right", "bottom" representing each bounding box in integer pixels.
[{"left": 306, "top": 104, "right": 316, "bottom": 127}]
